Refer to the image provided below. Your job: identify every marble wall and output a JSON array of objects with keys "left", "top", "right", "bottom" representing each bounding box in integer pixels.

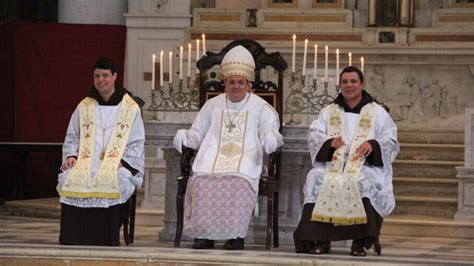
[{"left": 123, "top": 0, "right": 474, "bottom": 131}]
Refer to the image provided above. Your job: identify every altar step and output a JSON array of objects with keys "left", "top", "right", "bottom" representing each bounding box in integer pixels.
[
  {"left": 397, "top": 143, "right": 464, "bottom": 161},
  {"left": 383, "top": 214, "right": 474, "bottom": 239},
  {"left": 398, "top": 129, "right": 464, "bottom": 144},
  {"left": 393, "top": 177, "right": 458, "bottom": 197},
  {"left": 3, "top": 197, "right": 164, "bottom": 226},
  {"left": 393, "top": 159, "right": 463, "bottom": 177},
  {"left": 392, "top": 195, "right": 457, "bottom": 217}
]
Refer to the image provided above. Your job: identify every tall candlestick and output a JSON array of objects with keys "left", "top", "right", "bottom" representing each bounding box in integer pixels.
[
  {"left": 348, "top": 52, "right": 352, "bottom": 66},
  {"left": 179, "top": 46, "right": 183, "bottom": 80},
  {"left": 302, "top": 39, "right": 308, "bottom": 76},
  {"left": 361, "top": 57, "right": 365, "bottom": 73},
  {"left": 187, "top": 43, "right": 191, "bottom": 77},
  {"left": 196, "top": 39, "right": 200, "bottom": 74},
  {"left": 152, "top": 54, "right": 156, "bottom": 90},
  {"left": 159, "top": 51, "right": 163, "bottom": 88},
  {"left": 291, "top": 34, "right": 296, "bottom": 73},
  {"left": 313, "top": 44, "right": 318, "bottom": 80},
  {"left": 324, "top": 45, "right": 328, "bottom": 82},
  {"left": 169, "top": 51, "right": 173, "bottom": 84},
  {"left": 336, "top": 48, "right": 340, "bottom": 86},
  {"left": 202, "top": 34, "right": 206, "bottom": 55}
]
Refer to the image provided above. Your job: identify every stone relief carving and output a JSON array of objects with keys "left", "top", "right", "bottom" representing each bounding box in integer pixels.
[
  {"left": 392, "top": 74, "right": 455, "bottom": 124},
  {"left": 368, "top": 66, "right": 385, "bottom": 102},
  {"left": 405, "top": 75, "right": 425, "bottom": 123}
]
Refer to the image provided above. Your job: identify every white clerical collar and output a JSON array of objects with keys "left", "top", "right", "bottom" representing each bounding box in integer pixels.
[{"left": 226, "top": 93, "right": 250, "bottom": 110}]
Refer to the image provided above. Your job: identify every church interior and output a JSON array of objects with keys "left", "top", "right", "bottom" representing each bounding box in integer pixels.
[{"left": 1, "top": 0, "right": 474, "bottom": 264}]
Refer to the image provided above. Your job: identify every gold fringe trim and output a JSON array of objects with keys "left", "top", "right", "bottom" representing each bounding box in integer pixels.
[
  {"left": 311, "top": 214, "right": 367, "bottom": 226},
  {"left": 59, "top": 191, "right": 120, "bottom": 199}
]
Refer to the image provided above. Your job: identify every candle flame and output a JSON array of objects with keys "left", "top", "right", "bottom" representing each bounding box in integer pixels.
[
  {"left": 160, "top": 50, "right": 163, "bottom": 56},
  {"left": 304, "top": 39, "right": 308, "bottom": 44},
  {"left": 361, "top": 57, "right": 365, "bottom": 63},
  {"left": 336, "top": 48, "right": 339, "bottom": 54},
  {"left": 325, "top": 45, "right": 328, "bottom": 50},
  {"left": 153, "top": 54, "right": 155, "bottom": 60},
  {"left": 292, "top": 34, "right": 296, "bottom": 40},
  {"left": 188, "top": 43, "right": 191, "bottom": 48}
]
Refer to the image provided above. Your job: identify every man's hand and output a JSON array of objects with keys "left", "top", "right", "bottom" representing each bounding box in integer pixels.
[
  {"left": 356, "top": 141, "right": 373, "bottom": 157},
  {"left": 173, "top": 129, "right": 188, "bottom": 153},
  {"left": 331, "top": 136, "right": 345, "bottom": 149},
  {"left": 62, "top": 157, "right": 77, "bottom": 170}
]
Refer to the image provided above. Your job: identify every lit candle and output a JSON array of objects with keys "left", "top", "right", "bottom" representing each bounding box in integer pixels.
[
  {"left": 159, "top": 51, "right": 163, "bottom": 88},
  {"left": 169, "top": 51, "right": 173, "bottom": 84},
  {"left": 152, "top": 54, "right": 156, "bottom": 90},
  {"left": 313, "top": 44, "right": 318, "bottom": 80},
  {"left": 202, "top": 34, "right": 206, "bottom": 55},
  {"left": 324, "top": 45, "right": 328, "bottom": 82},
  {"left": 361, "top": 57, "right": 365, "bottom": 73},
  {"left": 196, "top": 39, "right": 200, "bottom": 74},
  {"left": 348, "top": 52, "right": 352, "bottom": 66},
  {"left": 336, "top": 48, "right": 340, "bottom": 86},
  {"left": 292, "top": 34, "right": 296, "bottom": 73},
  {"left": 302, "top": 39, "right": 308, "bottom": 77},
  {"left": 187, "top": 43, "right": 191, "bottom": 77},
  {"left": 179, "top": 46, "right": 183, "bottom": 80}
]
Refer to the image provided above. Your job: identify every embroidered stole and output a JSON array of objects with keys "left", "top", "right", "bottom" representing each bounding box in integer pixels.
[
  {"left": 212, "top": 110, "right": 248, "bottom": 173},
  {"left": 311, "top": 102, "right": 377, "bottom": 225},
  {"left": 60, "top": 94, "right": 138, "bottom": 199}
]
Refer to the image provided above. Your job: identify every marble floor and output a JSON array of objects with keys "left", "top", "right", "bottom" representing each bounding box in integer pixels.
[{"left": 1, "top": 206, "right": 474, "bottom": 265}]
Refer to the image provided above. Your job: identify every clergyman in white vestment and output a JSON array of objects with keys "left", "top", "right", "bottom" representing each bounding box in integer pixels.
[
  {"left": 57, "top": 57, "right": 145, "bottom": 246},
  {"left": 173, "top": 45, "right": 284, "bottom": 250},
  {"left": 293, "top": 66, "right": 399, "bottom": 256}
]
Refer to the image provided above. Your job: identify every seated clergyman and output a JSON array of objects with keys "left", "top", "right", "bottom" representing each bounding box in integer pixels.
[
  {"left": 57, "top": 57, "right": 144, "bottom": 246},
  {"left": 293, "top": 66, "right": 399, "bottom": 256},
  {"left": 173, "top": 45, "right": 284, "bottom": 250}
]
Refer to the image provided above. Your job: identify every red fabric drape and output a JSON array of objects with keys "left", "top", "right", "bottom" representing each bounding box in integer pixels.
[{"left": 0, "top": 22, "right": 126, "bottom": 199}]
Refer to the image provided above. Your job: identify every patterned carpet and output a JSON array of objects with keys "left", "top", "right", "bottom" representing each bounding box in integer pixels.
[{"left": 1, "top": 206, "right": 474, "bottom": 265}]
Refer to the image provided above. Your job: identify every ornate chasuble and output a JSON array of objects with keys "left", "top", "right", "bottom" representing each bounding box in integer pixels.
[
  {"left": 60, "top": 94, "right": 139, "bottom": 199},
  {"left": 212, "top": 110, "right": 248, "bottom": 173},
  {"left": 311, "top": 102, "right": 377, "bottom": 225}
]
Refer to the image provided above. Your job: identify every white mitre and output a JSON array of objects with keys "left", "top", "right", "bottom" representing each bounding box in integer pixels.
[{"left": 221, "top": 45, "right": 255, "bottom": 81}]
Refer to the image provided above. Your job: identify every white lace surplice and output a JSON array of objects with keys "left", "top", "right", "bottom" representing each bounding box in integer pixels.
[
  {"left": 305, "top": 103, "right": 399, "bottom": 218},
  {"left": 57, "top": 102, "right": 145, "bottom": 208}
]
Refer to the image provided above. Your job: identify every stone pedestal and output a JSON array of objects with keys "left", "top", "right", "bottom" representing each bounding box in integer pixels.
[{"left": 455, "top": 108, "right": 474, "bottom": 220}]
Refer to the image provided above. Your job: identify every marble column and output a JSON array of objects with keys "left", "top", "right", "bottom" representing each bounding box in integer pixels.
[
  {"left": 368, "top": 0, "right": 377, "bottom": 26},
  {"left": 455, "top": 108, "right": 474, "bottom": 220},
  {"left": 58, "top": 0, "right": 128, "bottom": 25},
  {"left": 399, "top": 0, "right": 410, "bottom": 26},
  {"left": 124, "top": 0, "right": 192, "bottom": 110}
]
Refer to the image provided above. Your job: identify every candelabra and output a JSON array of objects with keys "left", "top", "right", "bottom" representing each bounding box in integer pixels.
[
  {"left": 148, "top": 75, "right": 200, "bottom": 120},
  {"left": 285, "top": 71, "right": 339, "bottom": 124}
]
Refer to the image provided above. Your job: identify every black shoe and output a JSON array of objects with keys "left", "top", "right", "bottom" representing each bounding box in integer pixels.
[
  {"left": 350, "top": 239, "right": 367, "bottom": 256},
  {"left": 295, "top": 240, "right": 315, "bottom": 253},
  {"left": 309, "top": 241, "right": 331, "bottom": 255},
  {"left": 223, "top": 237, "right": 244, "bottom": 250},
  {"left": 192, "top": 238, "right": 215, "bottom": 249}
]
